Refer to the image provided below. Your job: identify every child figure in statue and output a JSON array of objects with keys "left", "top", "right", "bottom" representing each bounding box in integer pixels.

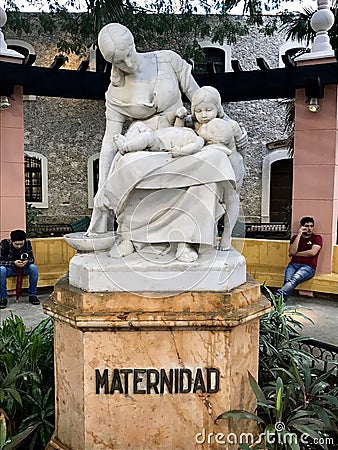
[
  {"left": 190, "top": 86, "right": 246, "bottom": 251},
  {"left": 191, "top": 86, "right": 245, "bottom": 189}
]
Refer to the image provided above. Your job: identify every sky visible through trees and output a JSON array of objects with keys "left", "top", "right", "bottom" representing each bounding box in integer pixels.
[{"left": 0, "top": 0, "right": 319, "bottom": 14}]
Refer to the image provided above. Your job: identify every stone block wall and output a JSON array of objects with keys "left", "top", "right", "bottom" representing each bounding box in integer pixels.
[{"left": 7, "top": 18, "right": 290, "bottom": 226}]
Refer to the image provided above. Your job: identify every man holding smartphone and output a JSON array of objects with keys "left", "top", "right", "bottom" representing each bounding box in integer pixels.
[
  {"left": 0, "top": 229, "right": 40, "bottom": 309},
  {"left": 275, "top": 216, "right": 322, "bottom": 301}
]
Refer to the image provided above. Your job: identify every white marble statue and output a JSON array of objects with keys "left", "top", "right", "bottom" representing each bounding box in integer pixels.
[{"left": 87, "top": 23, "right": 247, "bottom": 263}]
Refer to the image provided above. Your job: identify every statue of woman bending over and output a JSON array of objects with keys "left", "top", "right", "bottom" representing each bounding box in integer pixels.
[{"left": 87, "top": 23, "right": 246, "bottom": 263}]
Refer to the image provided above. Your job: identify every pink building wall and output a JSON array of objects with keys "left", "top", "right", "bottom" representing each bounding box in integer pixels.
[
  {"left": 293, "top": 59, "right": 338, "bottom": 274},
  {"left": 0, "top": 84, "right": 25, "bottom": 239}
]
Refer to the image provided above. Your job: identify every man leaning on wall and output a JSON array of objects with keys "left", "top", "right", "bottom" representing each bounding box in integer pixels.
[{"left": 0, "top": 229, "right": 40, "bottom": 309}]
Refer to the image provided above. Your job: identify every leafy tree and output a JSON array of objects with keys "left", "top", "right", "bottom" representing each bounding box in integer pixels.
[
  {"left": 3, "top": 0, "right": 305, "bottom": 60},
  {"left": 281, "top": 3, "right": 338, "bottom": 50}
]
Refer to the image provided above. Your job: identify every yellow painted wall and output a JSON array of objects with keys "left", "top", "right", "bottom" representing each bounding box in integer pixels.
[
  {"left": 233, "top": 238, "right": 338, "bottom": 294},
  {"left": 7, "top": 237, "right": 338, "bottom": 295},
  {"left": 7, "top": 237, "right": 76, "bottom": 290}
]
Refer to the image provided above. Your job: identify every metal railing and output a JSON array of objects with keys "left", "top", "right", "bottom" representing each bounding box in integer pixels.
[
  {"left": 30, "top": 216, "right": 91, "bottom": 237},
  {"left": 30, "top": 223, "right": 72, "bottom": 237},
  {"left": 299, "top": 338, "right": 338, "bottom": 380}
]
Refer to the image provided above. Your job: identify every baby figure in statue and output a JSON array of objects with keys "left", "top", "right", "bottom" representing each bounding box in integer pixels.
[
  {"left": 113, "top": 107, "right": 205, "bottom": 158},
  {"left": 113, "top": 114, "right": 234, "bottom": 159}
]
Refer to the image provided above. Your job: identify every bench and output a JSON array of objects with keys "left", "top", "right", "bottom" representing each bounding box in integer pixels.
[
  {"left": 6, "top": 237, "right": 76, "bottom": 292},
  {"left": 232, "top": 238, "right": 338, "bottom": 296},
  {"left": 5, "top": 237, "right": 338, "bottom": 296}
]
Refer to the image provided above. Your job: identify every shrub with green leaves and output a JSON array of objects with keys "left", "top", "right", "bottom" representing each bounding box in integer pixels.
[
  {"left": 218, "top": 289, "right": 338, "bottom": 450},
  {"left": 0, "top": 316, "right": 54, "bottom": 449}
]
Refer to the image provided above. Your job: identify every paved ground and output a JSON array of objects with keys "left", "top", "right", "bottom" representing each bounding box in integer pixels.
[
  {"left": 0, "top": 288, "right": 53, "bottom": 330},
  {"left": 287, "top": 295, "right": 338, "bottom": 346},
  {"left": 0, "top": 288, "right": 337, "bottom": 346}
]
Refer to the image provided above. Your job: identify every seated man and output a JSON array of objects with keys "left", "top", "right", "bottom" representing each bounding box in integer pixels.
[
  {"left": 275, "top": 216, "right": 322, "bottom": 301},
  {"left": 0, "top": 229, "right": 40, "bottom": 308}
]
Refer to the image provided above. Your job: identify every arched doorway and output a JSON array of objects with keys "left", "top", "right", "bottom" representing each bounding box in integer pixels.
[
  {"left": 270, "top": 158, "right": 293, "bottom": 222},
  {"left": 261, "top": 150, "right": 293, "bottom": 223}
]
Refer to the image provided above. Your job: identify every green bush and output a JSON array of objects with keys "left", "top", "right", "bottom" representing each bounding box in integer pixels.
[
  {"left": 0, "top": 316, "right": 54, "bottom": 449},
  {"left": 218, "top": 289, "right": 338, "bottom": 450},
  {"left": 25, "top": 204, "right": 44, "bottom": 238}
]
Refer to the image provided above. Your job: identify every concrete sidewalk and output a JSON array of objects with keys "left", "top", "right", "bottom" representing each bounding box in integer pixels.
[
  {"left": 287, "top": 295, "right": 338, "bottom": 346},
  {"left": 0, "top": 288, "right": 337, "bottom": 346},
  {"left": 0, "top": 288, "right": 53, "bottom": 330}
]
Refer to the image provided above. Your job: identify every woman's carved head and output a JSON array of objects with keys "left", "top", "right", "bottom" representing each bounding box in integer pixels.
[
  {"left": 98, "top": 24, "right": 134, "bottom": 62},
  {"left": 98, "top": 23, "right": 139, "bottom": 84}
]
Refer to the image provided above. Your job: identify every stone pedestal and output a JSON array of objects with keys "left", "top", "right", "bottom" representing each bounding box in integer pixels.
[
  {"left": 69, "top": 247, "right": 246, "bottom": 293},
  {"left": 43, "top": 274, "right": 270, "bottom": 450}
]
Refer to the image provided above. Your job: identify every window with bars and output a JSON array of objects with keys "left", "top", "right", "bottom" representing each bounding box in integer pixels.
[{"left": 25, "top": 155, "right": 42, "bottom": 202}]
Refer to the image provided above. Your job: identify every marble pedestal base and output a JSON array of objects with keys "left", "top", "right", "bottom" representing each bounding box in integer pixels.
[
  {"left": 44, "top": 275, "right": 270, "bottom": 450},
  {"left": 69, "top": 247, "right": 246, "bottom": 293}
]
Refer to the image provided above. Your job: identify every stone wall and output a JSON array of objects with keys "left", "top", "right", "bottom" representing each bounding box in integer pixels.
[
  {"left": 24, "top": 97, "right": 105, "bottom": 224},
  {"left": 7, "top": 18, "right": 290, "bottom": 225},
  {"left": 227, "top": 26, "right": 289, "bottom": 222}
]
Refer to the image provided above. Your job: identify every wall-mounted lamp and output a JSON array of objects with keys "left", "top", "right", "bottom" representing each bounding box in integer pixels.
[
  {"left": 304, "top": 77, "right": 324, "bottom": 113},
  {"left": 0, "top": 95, "right": 10, "bottom": 109},
  {"left": 308, "top": 98, "right": 320, "bottom": 113},
  {"left": 0, "top": 82, "right": 14, "bottom": 110}
]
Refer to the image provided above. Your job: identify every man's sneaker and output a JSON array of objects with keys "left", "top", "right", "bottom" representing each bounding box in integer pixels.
[
  {"left": 0, "top": 298, "right": 8, "bottom": 309},
  {"left": 29, "top": 296, "right": 40, "bottom": 305}
]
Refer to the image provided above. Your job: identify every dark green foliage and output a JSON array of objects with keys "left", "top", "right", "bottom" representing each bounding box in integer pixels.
[
  {"left": 278, "top": 97, "right": 295, "bottom": 158},
  {"left": 259, "top": 289, "right": 314, "bottom": 385},
  {"left": 281, "top": 3, "right": 338, "bottom": 51},
  {"left": 218, "top": 289, "right": 338, "bottom": 449},
  {"left": 3, "top": 0, "right": 301, "bottom": 61},
  {"left": 280, "top": 7, "right": 315, "bottom": 45},
  {"left": 0, "top": 316, "right": 54, "bottom": 449},
  {"left": 25, "top": 203, "right": 42, "bottom": 239}
]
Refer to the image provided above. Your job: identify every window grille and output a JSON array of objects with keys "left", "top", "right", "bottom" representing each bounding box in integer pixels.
[{"left": 25, "top": 155, "right": 42, "bottom": 202}]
